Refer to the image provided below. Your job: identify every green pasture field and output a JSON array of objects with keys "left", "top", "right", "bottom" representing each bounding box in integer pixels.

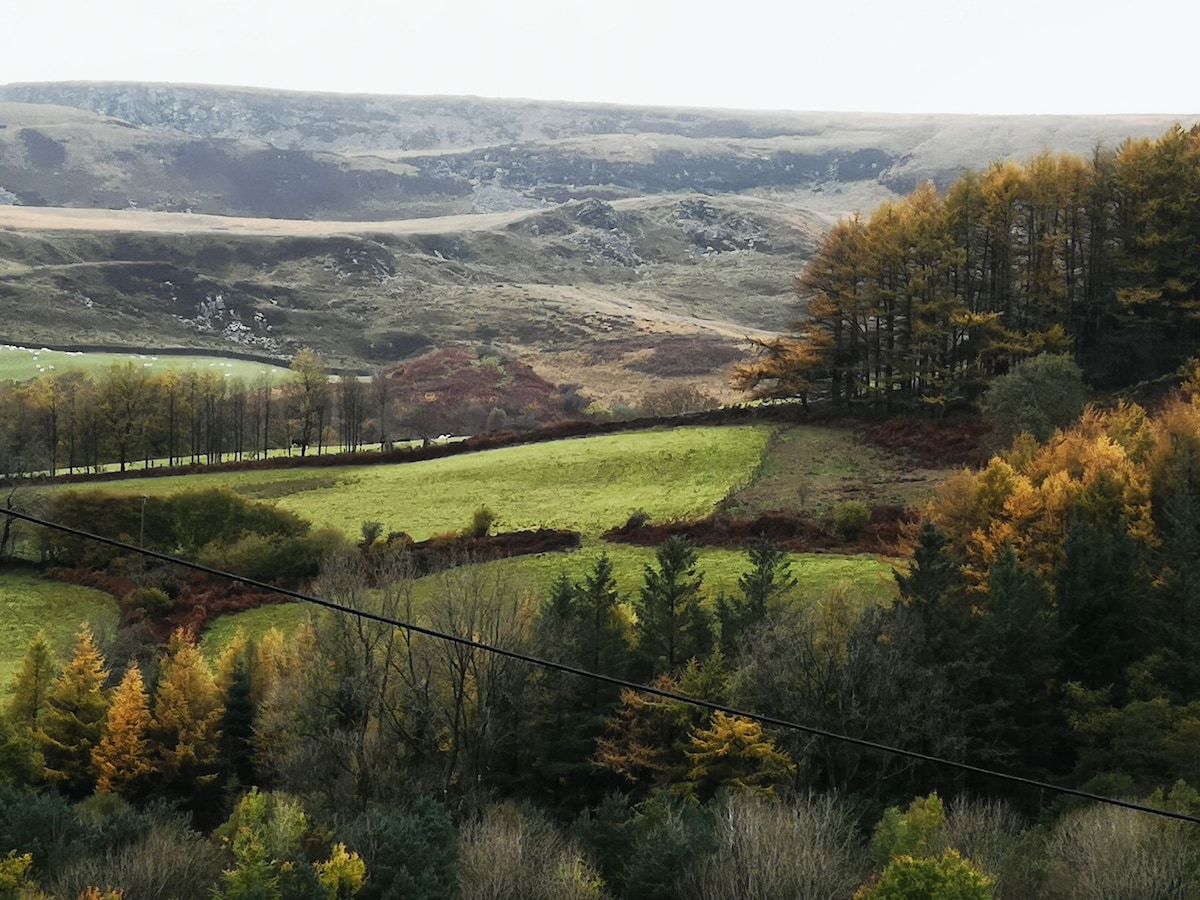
[
  {"left": 201, "top": 541, "right": 899, "bottom": 657},
  {"left": 0, "top": 344, "right": 288, "bottom": 383},
  {"left": 73, "top": 425, "right": 773, "bottom": 541},
  {"left": 22, "top": 422, "right": 911, "bottom": 665},
  {"left": 0, "top": 571, "right": 120, "bottom": 687}
]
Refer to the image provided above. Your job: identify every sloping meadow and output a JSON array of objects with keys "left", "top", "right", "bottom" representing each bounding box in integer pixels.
[{"left": 11, "top": 423, "right": 902, "bottom": 658}]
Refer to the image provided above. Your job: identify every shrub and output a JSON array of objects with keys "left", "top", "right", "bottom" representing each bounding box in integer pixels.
[
  {"left": 429, "top": 530, "right": 462, "bottom": 547},
  {"left": 585, "top": 401, "right": 614, "bottom": 422},
  {"left": 168, "top": 488, "right": 308, "bottom": 554},
  {"left": 126, "top": 586, "right": 172, "bottom": 620},
  {"left": 623, "top": 509, "right": 651, "bottom": 531},
  {"left": 463, "top": 505, "right": 497, "bottom": 539},
  {"left": 833, "top": 501, "right": 871, "bottom": 541},
  {"left": 679, "top": 793, "right": 867, "bottom": 900},
  {"left": 458, "top": 804, "right": 604, "bottom": 900},
  {"left": 982, "top": 353, "right": 1089, "bottom": 448},
  {"left": 638, "top": 384, "right": 718, "bottom": 417},
  {"left": 199, "top": 528, "right": 346, "bottom": 583},
  {"left": 50, "top": 812, "right": 222, "bottom": 900}
]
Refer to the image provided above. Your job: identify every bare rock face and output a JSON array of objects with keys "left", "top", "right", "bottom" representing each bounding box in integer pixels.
[{"left": 672, "top": 198, "right": 767, "bottom": 252}]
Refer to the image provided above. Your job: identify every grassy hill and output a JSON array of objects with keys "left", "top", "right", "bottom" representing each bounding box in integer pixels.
[{"left": 0, "top": 570, "right": 118, "bottom": 685}]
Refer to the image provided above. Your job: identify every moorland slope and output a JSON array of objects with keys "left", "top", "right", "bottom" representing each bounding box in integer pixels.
[{"left": 0, "top": 83, "right": 1193, "bottom": 402}]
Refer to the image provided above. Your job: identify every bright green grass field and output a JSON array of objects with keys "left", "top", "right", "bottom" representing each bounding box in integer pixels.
[
  {"left": 0, "top": 345, "right": 288, "bottom": 383},
  {"left": 88, "top": 426, "right": 773, "bottom": 541},
  {"left": 0, "top": 571, "right": 120, "bottom": 687}
]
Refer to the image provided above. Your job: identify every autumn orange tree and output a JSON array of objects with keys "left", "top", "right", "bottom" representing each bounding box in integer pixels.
[
  {"left": 92, "top": 662, "right": 154, "bottom": 798},
  {"left": 151, "top": 629, "right": 224, "bottom": 799}
]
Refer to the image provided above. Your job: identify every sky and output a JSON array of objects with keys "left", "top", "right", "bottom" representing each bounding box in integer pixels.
[{"left": 5, "top": 0, "right": 1199, "bottom": 116}]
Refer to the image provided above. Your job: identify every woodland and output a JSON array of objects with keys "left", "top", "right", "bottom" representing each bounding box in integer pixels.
[
  {"left": 7, "top": 123, "right": 1200, "bottom": 899},
  {"left": 736, "top": 124, "right": 1200, "bottom": 406}
]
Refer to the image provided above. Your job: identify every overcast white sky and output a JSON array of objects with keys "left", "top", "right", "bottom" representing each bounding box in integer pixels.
[{"left": 4, "top": 0, "right": 1197, "bottom": 115}]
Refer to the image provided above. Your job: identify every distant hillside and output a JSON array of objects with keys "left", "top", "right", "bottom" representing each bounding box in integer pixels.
[
  {"left": 0, "top": 82, "right": 1195, "bottom": 405},
  {"left": 0, "top": 193, "right": 818, "bottom": 404},
  {"left": 0, "top": 83, "right": 1192, "bottom": 221}
]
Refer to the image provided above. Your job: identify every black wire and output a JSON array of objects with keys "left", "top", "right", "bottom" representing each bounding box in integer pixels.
[{"left": 5, "top": 505, "right": 1200, "bottom": 826}]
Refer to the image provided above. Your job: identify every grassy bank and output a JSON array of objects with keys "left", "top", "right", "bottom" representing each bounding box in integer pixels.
[{"left": 0, "top": 571, "right": 120, "bottom": 686}]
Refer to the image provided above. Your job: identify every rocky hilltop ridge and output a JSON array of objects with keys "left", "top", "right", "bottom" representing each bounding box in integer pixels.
[{"left": 1, "top": 82, "right": 1193, "bottom": 222}]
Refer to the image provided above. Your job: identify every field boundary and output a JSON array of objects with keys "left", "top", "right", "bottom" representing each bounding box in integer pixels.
[
  {"left": 0, "top": 339, "right": 368, "bottom": 376},
  {"left": 11, "top": 404, "right": 805, "bottom": 487}
]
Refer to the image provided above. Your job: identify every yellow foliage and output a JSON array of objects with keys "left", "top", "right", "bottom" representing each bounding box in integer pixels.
[
  {"left": 931, "top": 406, "right": 1159, "bottom": 589},
  {"left": 1146, "top": 397, "right": 1200, "bottom": 511},
  {"left": 152, "top": 630, "right": 222, "bottom": 785},
  {"left": 314, "top": 843, "right": 367, "bottom": 899},
  {"left": 92, "top": 663, "right": 153, "bottom": 796},
  {"left": 684, "top": 711, "right": 795, "bottom": 798}
]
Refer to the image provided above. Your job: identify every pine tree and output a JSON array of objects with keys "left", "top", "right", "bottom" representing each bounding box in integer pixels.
[
  {"left": 37, "top": 624, "right": 110, "bottom": 797},
  {"left": 5, "top": 631, "right": 57, "bottom": 733},
  {"left": 594, "top": 675, "right": 687, "bottom": 797},
  {"left": 893, "top": 521, "right": 969, "bottom": 666},
  {"left": 0, "top": 715, "right": 39, "bottom": 787},
  {"left": 520, "top": 555, "right": 632, "bottom": 816},
  {"left": 635, "top": 536, "right": 712, "bottom": 677},
  {"left": 92, "top": 662, "right": 153, "bottom": 797},
  {"left": 215, "top": 631, "right": 259, "bottom": 787},
  {"left": 1056, "top": 515, "right": 1144, "bottom": 697},
  {"left": 717, "top": 540, "right": 794, "bottom": 655},
  {"left": 684, "top": 711, "right": 795, "bottom": 802},
  {"left": 972, "top": 545, "right": 1063, "bottom": 770}
]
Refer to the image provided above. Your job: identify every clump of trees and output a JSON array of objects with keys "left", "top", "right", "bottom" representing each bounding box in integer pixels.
[
  {"left": 0, "top": 346, "right": 613, "bottom": 480},
  {"left": 7, "top": 496, "right": 1200, "bottom": 894},
  {"left": 737, "top": 124, "right": 1200, "bottom": 408},
  {"left": 34, "top": 487, "right": 326, "bottom": 581}
]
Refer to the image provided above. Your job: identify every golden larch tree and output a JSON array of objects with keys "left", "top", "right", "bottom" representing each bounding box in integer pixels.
[
  {"left": 92, "top": 662, "right": 154, "bottom": 797},
  {"left": 36, "top": 624, "right": 110, "bottom": 797},
  {"left": 152, "top": 629, "right": 223, "bottom": 794}
]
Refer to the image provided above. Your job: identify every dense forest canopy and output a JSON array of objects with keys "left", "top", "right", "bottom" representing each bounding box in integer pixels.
[{"left": 736, "top": 124, "right": 1200, "bottom": 406}]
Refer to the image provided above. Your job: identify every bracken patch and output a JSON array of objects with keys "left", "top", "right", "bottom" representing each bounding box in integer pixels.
[{"left": 603, "top": 504, "right": 916, "bottom": 555}]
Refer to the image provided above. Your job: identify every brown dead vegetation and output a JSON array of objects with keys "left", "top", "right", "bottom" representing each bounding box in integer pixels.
[{"left": 603, "top": 504, "right": 917, "bottom": 556}]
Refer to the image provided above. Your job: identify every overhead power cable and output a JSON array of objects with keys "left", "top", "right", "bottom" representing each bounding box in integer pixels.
[{"left": 5, "top": 505, "right": 1200, "bottom": 826}]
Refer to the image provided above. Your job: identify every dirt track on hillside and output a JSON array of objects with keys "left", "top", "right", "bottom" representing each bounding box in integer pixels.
[{"left": 0, "top": 204, "right": 544, "bottom": 237}]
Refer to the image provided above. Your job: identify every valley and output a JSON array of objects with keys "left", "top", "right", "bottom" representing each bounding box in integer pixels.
[{"left": 5, "top": 81, "right": 1200, "bottom": 897}]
